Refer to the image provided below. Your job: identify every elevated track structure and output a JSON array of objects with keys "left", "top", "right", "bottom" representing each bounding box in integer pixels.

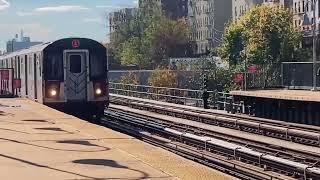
[{"left": 104, "top": 104, "right": 320, "bottom": 180}]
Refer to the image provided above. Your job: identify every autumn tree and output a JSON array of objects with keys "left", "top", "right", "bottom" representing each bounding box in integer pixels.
[
  {"left": 218, "top": 5, "right": 303, "bottom": 86},
  {"left": 120, "top": 72, "right": 140, "bottom": 85},
  {"left": 148, "top": 68, "right": 178, "bottom": 88}
]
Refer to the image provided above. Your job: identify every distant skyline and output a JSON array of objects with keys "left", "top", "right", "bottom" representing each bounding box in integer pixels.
[{"left": 0, "top": 0, "right": 138, "bottom": 51}]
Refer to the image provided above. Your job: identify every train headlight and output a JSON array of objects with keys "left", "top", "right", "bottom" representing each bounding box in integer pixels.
[
  {"left": 45, "top": 81, "right": 60, "bottom": 98},
  {"left": 50, "top": 89, "right": 57, "bottom": 96},
  {"left": 93, "top": 81, "right": 106, "bottom": 98},
  {"left": 95, "top": 88, "right": 102, "bottom": 95}
]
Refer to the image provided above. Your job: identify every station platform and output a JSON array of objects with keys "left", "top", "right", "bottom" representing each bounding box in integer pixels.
[
  {"left": 0, "top": 98, "right": 232, "bottom": 180},
  {"left": 231, "top": 89, "right": 320, "bottom": 102},
  {"left": 231, "top": 89, "right": 320, "bottom": 125}
]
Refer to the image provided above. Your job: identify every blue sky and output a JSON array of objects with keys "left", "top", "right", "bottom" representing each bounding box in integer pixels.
[{"left": 0, "top": 0, "right": 138, "bottom": 51}]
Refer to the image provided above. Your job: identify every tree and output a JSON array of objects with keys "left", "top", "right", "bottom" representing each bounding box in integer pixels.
[
  {"left": 109, "top": 1, "right": 190, "bottom": 69},
  {"left": 218, "top": 5, "right": 303, "bottom": 86},
  {"left": 150, "top": 18, "right": 190, "bottom": 67},
  {"left": 120, "top": 72, "right": 140, "bottom": 85},
  {"left": 148, "top": 68, "right": 178, "bottom": 88},
  {"left": 120, "top": 37, "right": 149, "bottom": 67}
]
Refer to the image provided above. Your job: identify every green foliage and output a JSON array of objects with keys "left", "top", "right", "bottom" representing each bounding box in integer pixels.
[
  {"left": 120, "top": 37, "right": 149, "bottom": 67},
  {"left": 120, "top": 72, "right": 140, "bottom": 85},
  {"left": 218, "top": 5, "right": 303, "bottom": 69},
  {"left": 218, "top": 5, "right": 304, "bottom": 87},
  {"left": 148, "top": 68, "right": 178, "bottom": 88},
  {"left": 151, "top": 18, "right": 190, "bottom": 66},
  {"left": 198, "top": 58, "right": 237, "bottom": 92},
  {"left": 110, "top": 1, "right": 190, "bottom": 68}
]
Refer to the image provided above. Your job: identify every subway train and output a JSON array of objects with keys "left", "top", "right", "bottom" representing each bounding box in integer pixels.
[{"left": 0, "top": 38, "right": 109, "bottom": 118}]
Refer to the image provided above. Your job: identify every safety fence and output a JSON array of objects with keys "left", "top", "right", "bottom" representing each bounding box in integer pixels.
[
  {"left": 110, "top": 68, "right": 283, "bottom": 92},
  {"left": 109, "top": 70, "right": 202, "bottom": 90},
  {"left": 233, "top": 62, "right": 320, "bottom": 90},
  {"left": 233, "top": 65, "right": 282, "bottom": 90},
  {"left": 109, "top": 83, "right": 252, "bottom": 114},
  {"left": 281, "top": 62, "right": 320, "bottom": 89}
]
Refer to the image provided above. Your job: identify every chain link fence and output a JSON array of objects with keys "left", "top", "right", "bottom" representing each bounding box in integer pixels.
[
  {"left": 109, "top": 70, "right": 203, "bottom": 89},
  {"left": 282, "top": 62, "right": 320, "bottom": 89},
  {"left": 233, "top": 64, "right": 282, "bottom": 90}
]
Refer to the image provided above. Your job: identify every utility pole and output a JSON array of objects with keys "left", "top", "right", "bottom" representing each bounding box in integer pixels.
[
  {"left": 302, "top": 0, "right": 318, "bottom": 90},
  {"left": 312, "top": 0, "right": 317, "bottom": 90}
]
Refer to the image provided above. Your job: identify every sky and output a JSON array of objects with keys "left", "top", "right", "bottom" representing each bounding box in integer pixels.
[{"left": 0, "top": 0, "right": 138, "bottom": 51}]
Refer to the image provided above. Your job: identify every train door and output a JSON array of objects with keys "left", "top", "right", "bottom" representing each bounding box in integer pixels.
[
  {"left": 24, "top": 55, "right": 28, "bottom": 96},
  {"left": 33, "top": 54, "right": 37, "bottom": 100},
  {"left": 63, "top": 50, "right": 88, "bottom": 101}
]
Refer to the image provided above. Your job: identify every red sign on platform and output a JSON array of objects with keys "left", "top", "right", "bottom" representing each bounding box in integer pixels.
[
  {"left": 72, "top": 39, "right": 80, "bottom": 48},
  {"left": 1, "top": 70, "right": 9, "bottom": 80},
  {"left": 13, "top": 79, "right": 21, "bottom": 89}
]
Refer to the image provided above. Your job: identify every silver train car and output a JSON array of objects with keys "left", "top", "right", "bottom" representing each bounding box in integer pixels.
[{"left": 0, "top": 38, "right": 109, "bottom": 118}]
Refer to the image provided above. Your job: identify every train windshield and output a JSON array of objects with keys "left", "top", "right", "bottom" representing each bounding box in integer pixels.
[
  {"left": 44, "top": 52, "right": 63, "bottom": 80},
  {"left": 90, "top": 53, "right": 106, "bottom": 79}
]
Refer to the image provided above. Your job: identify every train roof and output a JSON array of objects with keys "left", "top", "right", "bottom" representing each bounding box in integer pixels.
[
  {"left": 0, "top": 38, "right": 104, "bottom": 60},
  {"left": 0, "top": 42, "right": 52, "bottom": 60}
]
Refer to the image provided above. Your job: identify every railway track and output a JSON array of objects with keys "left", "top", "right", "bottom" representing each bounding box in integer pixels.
[
  {"left": 110, "top": 104, "right": 320, "bottom": 164},
  {"left": 103, "top": 107, "right": 320, "bottom": 180},
  {"left": 110, "top": 94, "right": 320, "bottom": 147}
]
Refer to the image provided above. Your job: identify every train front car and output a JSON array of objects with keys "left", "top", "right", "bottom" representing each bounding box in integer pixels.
[{"left": 43, "top": 38, "right": 108, "bottom": 118}]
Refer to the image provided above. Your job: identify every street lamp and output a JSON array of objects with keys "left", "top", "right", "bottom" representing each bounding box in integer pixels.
[{"left": 302, "top": 0, "right": 318, "bottom": 90}]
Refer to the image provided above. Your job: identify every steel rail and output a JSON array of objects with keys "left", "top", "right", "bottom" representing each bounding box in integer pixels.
[
  {"left": 104, "top": 110, "right": 290, "bottom": 180},
  {"left": 110, "top": 94, "right": 320, "bottom": 146},
  {"left": 104, "top": 109, "right": 319, "bottom": 180},
  {"left": 109, "top": 105, "right": 320, "bottom": 166}
]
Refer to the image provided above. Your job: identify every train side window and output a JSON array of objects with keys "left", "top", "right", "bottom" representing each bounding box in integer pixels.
[
  {"left": 24, "top": 55, "right": 27, "bottom": 75},
  {"left": 17, "top": 56, "right": 20, "bottom": 78},
  {"left": 34, "top": 54, "right": 36, "bottom": 70},
  {"left": 69, "top": 55, "right": 81, "bottom": 73},
  {"left": 13, "top": 57, "right": 16, "bottom": 77},
  {"left": 12, "top": 58, "right": 14, "bottom": 77},
  {"left": 39, "top": 55, "right": 41, "bottom": 77},
  {"left": 29, "top": 56, "right": 32, "bottom": 75}
]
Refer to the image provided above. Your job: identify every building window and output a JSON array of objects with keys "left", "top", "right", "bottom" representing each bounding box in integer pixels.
[{"left": 235, "top": 7, "right": 237, "bottom": 17}]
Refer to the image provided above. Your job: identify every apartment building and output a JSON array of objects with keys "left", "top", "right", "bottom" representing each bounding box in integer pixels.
[
  {"left": 188, "top": 0, "right": 232, "bottom": 55},
  {"left": 233, "top": 0, "right": 292, "bottom": 21},
  {"left": 139, "top": 0, "right": 188, "bottom": 20},
  {"left": 293, "top": 0, "right": 319, "bottom": 33},
  {"left": 108, "top": 8, "right": 138, "bottom": 43}
]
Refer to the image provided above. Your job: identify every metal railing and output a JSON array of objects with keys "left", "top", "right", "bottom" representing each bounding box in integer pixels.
[
  {"left": 281, "top": 61, "right": 320, "bottom": 90},
  {"left": 110, "top": 82, "right": 205, "bottom": 106},
  {"left": 109, "top": 82, "right": 252, "bottom": 114}
]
